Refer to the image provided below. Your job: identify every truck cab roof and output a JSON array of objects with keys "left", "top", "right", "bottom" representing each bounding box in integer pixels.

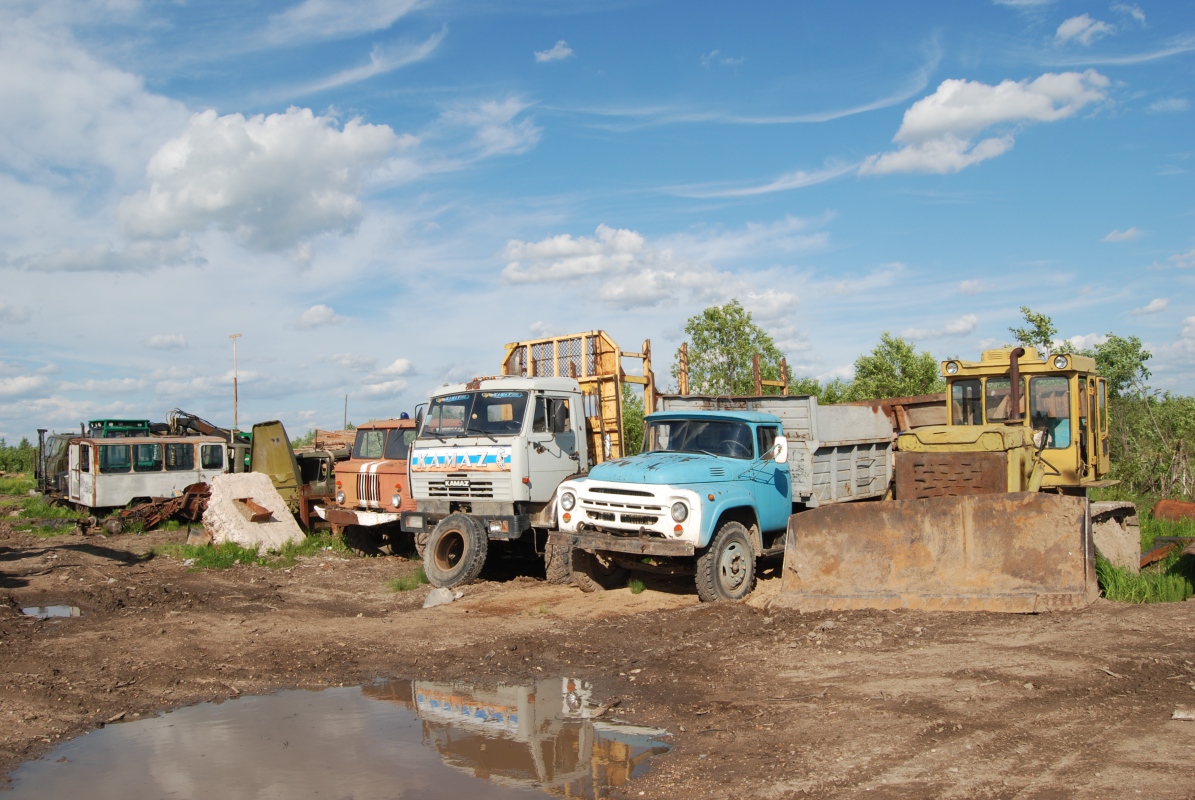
[{"left": 432, "top": 376, "right": 581, "bottom": 395}]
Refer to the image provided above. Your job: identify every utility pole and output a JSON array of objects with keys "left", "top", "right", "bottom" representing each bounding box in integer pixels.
[
  {"left": 343, "top": 395, "right": 348, "bottom": 430},
  {"left": 229, "top": 333, "right": 242, "bottom": 435}
]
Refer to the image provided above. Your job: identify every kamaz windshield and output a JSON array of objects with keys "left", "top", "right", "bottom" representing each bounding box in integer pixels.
[
  {"left": 644, "top": 418, "right": 754, "bottom": 459},
  {"left": 420, "top": 391, "right": 529, "bottom": 439}
]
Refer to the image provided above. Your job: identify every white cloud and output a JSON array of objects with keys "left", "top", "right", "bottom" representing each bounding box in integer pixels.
[
  {"left": 700, "top": 50, "right": 745, "bottom": 67},
  {"left": 1149, "top": 98, "right": 1190, "bottom": 113},
  {"left": 1131, "top": 298, "right": 1168, "bottom": 315},
  {"left": 0, "top": 303, "right": 31, "bottom": 324},
  {"left": 1103, "top": 227, "right": 1141, "bottom": 242},
  {"left": 325, "top": 352, "right": 376, "bottom": 372},
  {"left": 958, "top": 279, "right": 989, "bottom": 295},
  {"left": 528, "top": 321, "right": 563, "bottom": 338},
  {"left": 534, "top": 40, "right": 573, "bottom": 63},
  {"left": 297, "top": 304, "right": 343, "bottom": 329},
  {"left": 145, "top": 334, "right": 188, "bottom": 350},
  {"left": 1112, "top": 3, "right": 1146, "bottom": 25},
  {"left": 1056, "top": 15, "right": 1115, "bottom": 46},
  {"left": 1171, "top": 248, "right": 1195, "bottom": 268},
  {"left": 293, "top": 28, "right": 446, "bottom": 95},
  {"left": 860, "top": 70, "right": 1109, "bottom": 175},
  {"left": 360, "top": 379, "right": 408, "bottom": 397},
  {"left": 0, "top": 375, "right": 50, "bottom": 397},
  {"left": 672, "top": 162, "right": 855, "bottom": 198},
  {"left": 265, "top": 0, "right": 421, "bottom": 44},
  {"left": 118, "top": 107, "right": 402, "bottom": 252},
  {"left": 59, "top": 377, "right": 147, "bottom": 393},
  {"left": 379, "top": 358, "right": 413, "bottom": 376},
  {"left": 441, "top": 98, "right": 542, "bottom": 159},
  {"left": 902, "top": 314, "right": 979, "bottom": 340},
  {"left": 1061, "top": 332, "right": 1107, "bottom": 350},
  {"left": 16, "top": 237, "right": 198, "bottom": 273}
]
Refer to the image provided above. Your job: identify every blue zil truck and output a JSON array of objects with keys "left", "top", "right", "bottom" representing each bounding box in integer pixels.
[{"left": 548, "top": 395, "right": 894, "bottom": 601}]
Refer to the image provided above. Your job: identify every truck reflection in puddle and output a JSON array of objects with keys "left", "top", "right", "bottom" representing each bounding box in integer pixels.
[{"left": 365, "top": 677, "right": 670, "bottom": 798}]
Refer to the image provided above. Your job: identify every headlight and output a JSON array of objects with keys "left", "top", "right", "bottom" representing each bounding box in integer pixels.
[
  {"left": 335, "top": 490, "right": 345, "bottom": 505},
  {"left": 671, "top": 502, "right": 688, "bottom": 522},
  {"left": 944, "top": 361, "right": 959, "bottom": 375},
  {"left": 1053, "top": 355, "right": 1069, "bottom": 369},
  {"left": 391, "top": 493, "right": 401, "bottom": 508},
  {"left": 559, "top": 491, "right": 576, "bottom": 511}
]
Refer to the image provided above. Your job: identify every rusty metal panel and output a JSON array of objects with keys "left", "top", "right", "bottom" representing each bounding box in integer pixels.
[
  {"left": 549, "top": 530, "right": 696, "bottom": 557},
  {"left": 894, "top": 450, "right": 1008, "bottom": 499},
  {"left": 778, "top": 493, "right": 1097, "bottom": 613}
]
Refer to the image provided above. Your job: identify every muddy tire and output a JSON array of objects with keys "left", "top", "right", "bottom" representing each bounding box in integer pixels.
[
  {"left": 342, "top": 525, "right": 380, "bottom": 557},
  {"left": 544, "top": 541, "right": 572, "bottom": 585},
  {"left": 571, "top": 549, "right": 629, "bottom": 593},
  {"left": 695, "top": 521, "right": 755, "bottom": 602},
  {"left": 424, "top": 514, "right": 488, "bottom": 588},
  {"left": 414, "top": 531, "right": 430, "bottom": 561}
]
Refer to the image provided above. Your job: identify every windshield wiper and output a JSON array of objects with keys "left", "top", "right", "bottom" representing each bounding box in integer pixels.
[{"left": 463, "top": 424, "right": 497, "bottom": 443}]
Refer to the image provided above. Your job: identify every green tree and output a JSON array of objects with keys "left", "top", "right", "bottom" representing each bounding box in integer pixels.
[
  {"left": 1090, "top": 334, "right": 1152, "bottom": 398},
  {"left": 672, "top": 299, "right": 788, "bottom": 395},
  {"left": 1009, "top": 307, "right": 1057, "bottom": 354},
  {"left": 847, "top": 333, "right": 944, "bottom": 400},
  {"left": 621, "top": 384, "right": 645, "bottom": 456}
]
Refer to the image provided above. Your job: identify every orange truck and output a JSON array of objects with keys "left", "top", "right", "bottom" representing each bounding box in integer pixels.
[{"left": 314, "top": 417, "right": 418, "bottom": 554}]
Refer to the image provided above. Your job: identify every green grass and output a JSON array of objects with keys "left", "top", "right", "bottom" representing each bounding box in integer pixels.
[
  {"left": 628, "top": 577, "right": 647, "bottom": 595},
  {"left": 153, "top": 532, "right": 350, "bottom": 570},
  {"left": 1139, "top": 514, "right": 1195, "bottom": 553},
  {"left": 387, "top": 567, "right": 428, "bottom": 592},
  {"left": 0, "top": 474, "right": 35, "bottom": 495},
  {"left": 1097, "top": 553, "right": 1195, "bottom": 603},
  {"left": 17, "top": 495, "right": 82, "bottom": 520},
  {"left": 13, "top": 521, "right": 80, "bottom": 538}
]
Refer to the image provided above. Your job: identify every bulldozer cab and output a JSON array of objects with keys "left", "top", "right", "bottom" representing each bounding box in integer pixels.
[{"left": 943, "top": 348, "right": 1110, "bottom": 488}]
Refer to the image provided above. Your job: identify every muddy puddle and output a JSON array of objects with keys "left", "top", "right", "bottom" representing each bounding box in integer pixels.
[{"left": 7, "top": 677, "right": 669, "bottom": 799}]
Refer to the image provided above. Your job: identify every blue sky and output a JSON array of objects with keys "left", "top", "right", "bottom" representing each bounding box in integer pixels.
[{"left": 1, "top": 0, "right": 1193, "bottom": 441}]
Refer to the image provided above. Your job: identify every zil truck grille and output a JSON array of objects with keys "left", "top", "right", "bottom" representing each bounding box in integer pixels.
[
  {"left": 357, "top": 473, "right": 380, "bottom": 507},
  {"left": 586, "top": 510, "right": 616, "bottom": 522},
  {"left": 427, "top": 477, "right": 494, "bottom": 499},
  {"left": 585, "top": 499, "right": 665, "bottom": 513},
  {"left": 590, "top": 486, "right": 653, "bottom": 497},
  {"left": 619, "top": 513, "right": 659, "bottom": 525}
]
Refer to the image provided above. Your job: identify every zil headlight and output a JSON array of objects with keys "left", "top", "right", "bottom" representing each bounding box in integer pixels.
[
  {"left": 1053, "top": 354, "right": 1069, "bottom": 369},
  {"left": 391, "top": 493, "right": 401, "bottom": 508},
  {"left": 335, "top": 490, "right": 346, "bottom": 505},
  {"left": 671, "top": 502, "right": 688, "bottom": 523},
  {"left": 560, "top": 491, "right": 576, "bottom": 511},
  {"left": 944, "top": 361, "right": 959, "bottom": 375}
]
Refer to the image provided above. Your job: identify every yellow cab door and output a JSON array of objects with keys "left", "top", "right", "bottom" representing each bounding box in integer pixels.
[
  {"left": 1077, "top": 375, "right": 1092, "bottom": 479},
  {"left": 1097, "top": 378, "right": 1110, "bottom": 475}
]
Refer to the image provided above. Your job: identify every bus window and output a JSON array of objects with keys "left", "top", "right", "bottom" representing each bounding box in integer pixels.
[
  {"left": 165, "top": 443, "right": 195, "bottom": 471},
  {"left": 80, "top": 444, "right": 91, "bottom": 473},
  {"left": 99, "top": 444, "right": 132, "bottom": 474},
  {"left": 133, "top": 443, "right": 163, "bottom": 472},
  {"left": 201, "top": 445, "right": 224, "bottom": 470},
  {"left": 984, "top": 377, "right": 1026, "bottom": 422},
  {"left": 1030, "top": 376, "right": 1071, "bottom": 448},
  {"left": 951, "top": 379, "right": 982, "bottom": 425}
]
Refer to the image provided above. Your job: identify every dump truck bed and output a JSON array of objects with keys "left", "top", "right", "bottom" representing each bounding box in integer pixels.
[{"left": 655, "top": 394, "right": 894, "bottom": 507}]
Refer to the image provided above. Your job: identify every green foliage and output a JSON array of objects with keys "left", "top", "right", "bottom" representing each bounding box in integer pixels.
[
  {"left": 1009, "top": 306, "right": 1058, "bottom": 354},
  {"left": 628, "top": 577, "right": 646, "bottom": 595},
  {"left": 621, "top": 384, "right": 645, "bottom": 457},
  {"left": 1107, "top": 394, "right": 1195, "bottom": 498},
  {"left": 19, "top": 495, "right": 82, "bottom": 519},
  {"left": 0, "top": 438, "right": 36, "bottom": 474},
  {"left": 0, "top": 473, "right": 35, "bottom": 495},
  {"left": 154, "top": 532, "right": 349, "bottom": 569},
  {"left": 387, "top": 567, "right": 429, "bottom": 592},
  {"left": 290, "top": 429, "right": 317, "bottom": 448},
  {"left": 1077, "top": 334, "right": 1152, "bottom": 399},
  {"left": 1097, "top": 553, "right": 1194, "bottom": 603},
  {"left": 672, "top": 299, "right": 788, "bottom": 395},
  {"left": 846, "top": 333, "right": 944, "bottom": 401}
]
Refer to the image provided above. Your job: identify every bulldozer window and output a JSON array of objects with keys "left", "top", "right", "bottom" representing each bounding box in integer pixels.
[
  {"left": 165, "top": 443, "right": 194, "bottom": 471},
  {"left": 354, "top": 429, "right": 386, "bottom": 459},
  {"left": 984, "top": 378, "right": 1026, "bottom": 423},
  {"left": 1030, "top": 377, "right": 1070, "bottom": 448},
  {"left": 1098, "top": 380, "right": 1108, "bottom": 432},
  {"left": 951, "top": 379, "right": 982, "bottom": 425}
]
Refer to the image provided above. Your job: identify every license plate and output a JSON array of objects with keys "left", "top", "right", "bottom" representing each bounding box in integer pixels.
[{"left": 445, "top": 479, "right": 470, "bottom": 487}]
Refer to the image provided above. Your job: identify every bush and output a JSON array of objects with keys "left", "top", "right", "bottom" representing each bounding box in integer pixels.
[
  {"left": 0, "top": 438, "right": 36, "bottom": 474},
  {"left": 1097, "top": 553, "right": 1194, "bottom": 603},
  {"left": 1108, "top": 394, "right": 1195, "bottom": 498}
]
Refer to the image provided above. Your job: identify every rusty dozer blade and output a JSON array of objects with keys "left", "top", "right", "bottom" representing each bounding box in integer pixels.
[{"left": 778, "top": 493, "right": 1098, "bottom": 613}]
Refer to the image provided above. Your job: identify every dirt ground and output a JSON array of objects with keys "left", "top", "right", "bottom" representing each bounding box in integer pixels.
[{"left": 2, "top": 521, "right": 1193, "bottom": 798}]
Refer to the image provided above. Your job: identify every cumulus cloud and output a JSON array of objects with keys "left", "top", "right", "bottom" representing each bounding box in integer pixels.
[
  {"left": 145, "top": 334, "right": 188, "bottom": 350},
  {"left": 958, "top": 279, "right": 989, "bottom": 295},
  {"left": 1149, "top": 98, "right": 1190, "bottom": 113},
  {"left": 360, "top": 379, "right": 408, "bottom": 396},
  {"left": 0, "top": 375, "right": 50, "bottom": 397},
  {"left": 265, "top": 0, "right": 421, "bottom": 44},
  {"left": 860, "top": 70, "right": 1109, "bottom": 175},
  {"left": 0, "top": 303, "right": 31, "bottom": 324},
  {"left": 1103, "top": 227, "right": 1141, "bottom": 242},
  {"left": 1056, "top": 15, "right": 1115, "bottom": 46},
  {"left": 297, "top": 304, "right": 343, "bottom": 329},
  {"left": 118, "top": 107, "right": 402, "bottom": 252},
  {"left": 902, "top": 314, "right": 979, "bottom": 340},
  {"left": 1062, "top": 332, "right": 1107, "bottom": 350},
  {"left": 534, "top": 40, "right": 573, "bottom": 63},
  {"left": 1131, "top": 298, "right": 1168, "bottom": 315},
  {"left": 59, "top": 377, "right": 147, "bottom": 393},
  {"left": 379, "top": 358, "right": 413, "bottom": 376}
]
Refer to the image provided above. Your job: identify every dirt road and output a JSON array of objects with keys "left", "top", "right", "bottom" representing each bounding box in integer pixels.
[{"left": 2, "top": 523, "right": 1193, "bottom": 798}]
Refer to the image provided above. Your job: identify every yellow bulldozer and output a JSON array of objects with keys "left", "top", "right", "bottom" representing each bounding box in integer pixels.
[{"left": 780, "top": 346, "right": 1138, "bottom": 613}]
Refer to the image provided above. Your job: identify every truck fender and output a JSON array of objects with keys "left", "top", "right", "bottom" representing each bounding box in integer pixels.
[{"left": 702, "top": 497, "right": 759, "bottom": 551}]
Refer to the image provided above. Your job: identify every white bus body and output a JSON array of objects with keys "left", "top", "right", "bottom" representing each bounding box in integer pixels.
[{"left": 67, "top": 435, "right": 227, "bottom": 510}]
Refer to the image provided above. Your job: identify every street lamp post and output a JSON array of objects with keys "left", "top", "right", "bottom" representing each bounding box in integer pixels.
[{"left": 229, "top": 333, "right": 242, "bottom": 437}]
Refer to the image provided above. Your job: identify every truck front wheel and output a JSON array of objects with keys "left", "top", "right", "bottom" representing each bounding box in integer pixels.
[
  {"left": 424, "top": 514, "right": 488, "bottom": 588},
  {"left": 571, "top": 549, "right": 629, "bottom": 593},
  {"left": 695, "top": 521, "right": 755, "bottom": 602}
]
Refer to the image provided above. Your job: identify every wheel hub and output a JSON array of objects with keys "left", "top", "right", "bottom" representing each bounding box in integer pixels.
[{"left": 718, "top": 541, "right": 747, "bottom": 590}]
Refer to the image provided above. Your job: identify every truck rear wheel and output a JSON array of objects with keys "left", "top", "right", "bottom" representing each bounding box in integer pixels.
[
  {"left": 424, "top": 514, "right": 488, "bottom": 588},
  {"left": 571, "top": 549, "right": 629, "bottom": 593},
  {"left": 696, "top": 521, "right": 755, "bottom": 602}
]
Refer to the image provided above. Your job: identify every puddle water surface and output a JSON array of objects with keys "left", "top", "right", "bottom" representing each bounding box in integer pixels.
[
  {"left": 7, "top": 677, "right": 669, "bottom": 799},
  {"left": 20, "top": 606, "right": 80, "bottom": 619}
]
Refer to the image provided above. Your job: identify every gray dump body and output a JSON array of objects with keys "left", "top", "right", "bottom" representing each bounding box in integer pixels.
[{"left": 656, "top": 394, "right": 893, "bottom": 508}]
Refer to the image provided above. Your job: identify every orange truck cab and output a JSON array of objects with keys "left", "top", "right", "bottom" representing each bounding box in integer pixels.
[{"left": 314, "top": 418, "right": 418, "bottom": 547}]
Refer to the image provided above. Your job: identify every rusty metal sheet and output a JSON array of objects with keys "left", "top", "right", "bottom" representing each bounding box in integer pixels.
[
  {"left": 1152, "top": 499, "right": 1195, "bottom": 524},
  {"left": 548, "top": 530, "right": 696, "bottom": 557},
  {"left": 894, "top": 451, "right": 1008, "bottom": 499},
  {"left": 778, "top": 493, "right": 1097, "bottom": 613}
]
